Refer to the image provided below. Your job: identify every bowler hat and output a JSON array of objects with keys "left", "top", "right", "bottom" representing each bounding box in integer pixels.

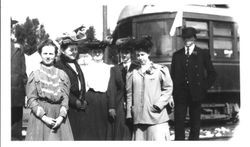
[{"left": 181, "top": 27, "right": 197, "bottom": 39}]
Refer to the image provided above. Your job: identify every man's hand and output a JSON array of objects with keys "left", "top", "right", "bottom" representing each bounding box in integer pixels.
[
  {"left": 76, "top": 99, "right": 87, "bottom": 110},
  {"left": 41, "top": 115, "right": 56, "bottom": 128},
  {"left": 168, "top": 96, "right": 175, "bottom": 108},
  {"left": 152, "top": 105, "right": 161, "bottom": 113},
  {"left": 108, "top": 108, "right": 116, "bottom": 120}
]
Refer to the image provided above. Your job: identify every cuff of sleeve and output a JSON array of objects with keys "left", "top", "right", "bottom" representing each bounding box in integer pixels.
[
  {"left": 59, "top": 106, "right": 67, "bottom": 118},
  {"left": 126, "top": 110, "right": 132, "bottom": 118},
  {"left": 35, "top": 106, "right": 46, "bottom": 118}
]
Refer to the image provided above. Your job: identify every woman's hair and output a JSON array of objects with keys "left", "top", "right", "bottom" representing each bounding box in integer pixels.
[
  {"left": 135, "top": 35, "right": 153, "bottom": 53},
  {"left": 37, "top": 39, "right": 58, "bottom": 55}
]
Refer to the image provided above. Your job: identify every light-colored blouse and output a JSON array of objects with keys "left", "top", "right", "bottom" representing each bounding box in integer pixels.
[{"left": 85, "top": 61, "right": 113, "bottom": 93}]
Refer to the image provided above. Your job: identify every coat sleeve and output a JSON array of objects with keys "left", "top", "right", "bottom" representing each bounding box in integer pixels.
[
  {"left": 154, "top": 66, "right": 173, "bottom": 110},
  {"left": 126, "top": 71, "right": 133, "bottom": 119},
  {"left": 107, "top": 67, "right": 116, "bottom": 109},
  {"left": 203, "top": 50, "right": 217, "bottom": 89},
  {"left": 170, "top": 53, "right": 176, "bottom": 80},
  {"left": 58, "top": 70, "right": 71, "bottom": 118},
  {"left": 26, "top": 72, "right": 46, "bottom": 118}
]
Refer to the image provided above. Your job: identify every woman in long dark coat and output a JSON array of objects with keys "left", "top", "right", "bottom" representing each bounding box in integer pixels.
[{"left": 55, "top": 36, "right": 87, "bottom": 140}]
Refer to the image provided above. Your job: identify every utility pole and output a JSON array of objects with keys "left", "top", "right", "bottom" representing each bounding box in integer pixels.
[
  {"left": 103, "top": 5, "right": 108, "bottom": 40},
  {"left": 103, "top": 5, "right": 109, "bottom": 63}
]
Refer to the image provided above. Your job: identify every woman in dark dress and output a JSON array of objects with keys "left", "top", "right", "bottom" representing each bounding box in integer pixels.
[
  {"left": 55, "top": 36, "right": 87, "bottom": 140},
  {"left": 80, "top": 41, "right": 113, "bottom": 140}
]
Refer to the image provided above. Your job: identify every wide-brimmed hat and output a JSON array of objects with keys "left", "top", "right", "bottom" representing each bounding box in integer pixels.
[
  {"left": 86, "top": 40, "right": 108, "bottom": 51},
  {"left": 60, "top": 36, "right": 78, "bottom": 46},
  {"left": 116, "top": 37, "right": 135, "bottom": 53},
  {"left": 134, "top": 35, "right": 153, "bottom": 53},
  {"left": 78, "top": 42, "right": 91, "bottom": 54},
  {"left": 181, "top": 27, "right": 197, "bottom": 39}
]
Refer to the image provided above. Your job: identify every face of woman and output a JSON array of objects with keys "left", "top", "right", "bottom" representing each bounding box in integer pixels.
[
  {"left": 62, "top": 45, "right": 78, "bottom": 60},
  {"left": 135, "top": 51, "right": 150, "bottom": 65},
  {"left": 41, "top": 45, "right": 56, "bottom": 65},
  {"left": 92, "top": 49, "right": 104, "bottom": 62},
  {"left": 78, "top": 53, "right": 92, "bottom": 65}
]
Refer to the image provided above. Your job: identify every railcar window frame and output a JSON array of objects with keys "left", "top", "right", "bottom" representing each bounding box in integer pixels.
[{"left": 184, "top": 18, "right": 239, "bottom": 62}]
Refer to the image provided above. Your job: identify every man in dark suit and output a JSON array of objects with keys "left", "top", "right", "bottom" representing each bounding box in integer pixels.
[
  {"left": 107, "top": 37, "right": 138, "bottom": 140},
  {"left": 11, "top": 19, "right": 28, "bottom": 140},
  {"left": 171, "top": 27, "right": 217, "bottom": 140}
]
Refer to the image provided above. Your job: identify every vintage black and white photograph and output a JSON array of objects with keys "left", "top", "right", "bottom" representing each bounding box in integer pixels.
[{"left": 1, "top": 0, "right": 248, "bottom": 145}]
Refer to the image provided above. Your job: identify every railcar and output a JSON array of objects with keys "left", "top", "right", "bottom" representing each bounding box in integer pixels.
[{"left": 111, "top": 4, "right": 240, "bottom": 122}]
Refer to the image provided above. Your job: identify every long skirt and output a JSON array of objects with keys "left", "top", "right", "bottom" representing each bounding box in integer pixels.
[
  {"left": 25, "top": 101, "right": 73, "bottom": 141},
  {"left": 133, "top": 122, "right": 170, "bottom": 141},
  {"left": 80, "top": 90, "right": 109, "bottom": 140}
]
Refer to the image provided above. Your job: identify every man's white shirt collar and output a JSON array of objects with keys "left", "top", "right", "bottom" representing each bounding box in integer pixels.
[{"left": 185, "top": 44, "right": 195, "bottom": 55}]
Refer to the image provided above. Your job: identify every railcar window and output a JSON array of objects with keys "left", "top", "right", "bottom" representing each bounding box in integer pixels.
[
  {"left": 212, "top": 22, "right": 234, "bottom": 59},
  {"left": 213, "top": 22, "right": 232, "bottom": 36},
  {"left": 213, "top": 38, "right": 233, "bottom": 58},
  {"left": 196, "top": 41, "right": 209, "bottom": 50},
  {"left": 136, "top": 20, "right": 174, "bottom": 58}
]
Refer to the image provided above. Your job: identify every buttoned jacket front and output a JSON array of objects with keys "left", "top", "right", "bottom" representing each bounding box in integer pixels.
[{"left": 126, "top": 63, "right": 173, "bottom": 125}]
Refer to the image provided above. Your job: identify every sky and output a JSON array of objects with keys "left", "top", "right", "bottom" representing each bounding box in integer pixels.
[{"left": 4, "top": 0, "right": 129, "bottom": 40}]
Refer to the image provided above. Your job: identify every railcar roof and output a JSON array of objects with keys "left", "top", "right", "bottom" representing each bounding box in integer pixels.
[{"left": 118, "top": 4, "right": 235, "bottom": 22}]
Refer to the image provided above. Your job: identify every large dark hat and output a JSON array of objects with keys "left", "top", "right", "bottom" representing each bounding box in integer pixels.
[
  {"left": 86, "top": 40, "right": 108, "bottom": 51},
  {"left": 134, "top": 35, "right": 153, "bottom": 53},
  {"left": 60, "top": 36, "right": 78, "bottom": 46},
  {"left": 116, "top": 37, "right": 135, "bottom": 53},
  {"left": 78, "top": 43, "right": 91, "bottom": 54},
  {"left": 181, "top": 27, "right": 197, "bottom": 39}
]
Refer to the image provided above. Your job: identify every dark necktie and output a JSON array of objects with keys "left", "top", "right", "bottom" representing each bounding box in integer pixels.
[
  {"left": 122, "top": 65, "right": 127, "bottom": 82},
  {"left": 186, "top": 46, "right": 190, "bottom": 57}
]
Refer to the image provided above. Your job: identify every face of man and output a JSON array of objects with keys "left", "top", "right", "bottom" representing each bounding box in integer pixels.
[
  {"left": 184, "top": 36, "right": 196, "bottom": 47},
  {"left": 120, "top": 51, "right": 131, "bottom": 63},
  {"left": 62, "top": 45, "right": 78, "bottom": 60},
  {"left": 41, "top": 45, "right": 56, "bottom": 65},
  {"left": 135, "top": 51, "right": 150, "bottom": 65}
]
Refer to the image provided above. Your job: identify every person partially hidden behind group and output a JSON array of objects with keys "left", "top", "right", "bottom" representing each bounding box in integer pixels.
[
  {"left": 55, "top": 36, "right": 87, "bottom": 140},
  {"left": 106, "top": 37, "right": 138, "bottom": 140},
  {"left": 126, "top": 36, "right": 173, "bottom": 140},
  {"left": 25, "top": 39, "right": 73, "bottom": 140}
]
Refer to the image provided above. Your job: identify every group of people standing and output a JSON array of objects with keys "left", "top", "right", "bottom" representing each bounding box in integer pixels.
[{"left": 11, "top": 23, "right": 217, "bottom": 141}]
